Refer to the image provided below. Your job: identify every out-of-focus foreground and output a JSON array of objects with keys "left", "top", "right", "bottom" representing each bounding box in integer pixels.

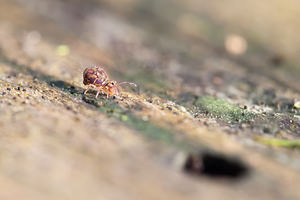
[{"left": 0, "top": 0, "right": 300, "bottom": 199}]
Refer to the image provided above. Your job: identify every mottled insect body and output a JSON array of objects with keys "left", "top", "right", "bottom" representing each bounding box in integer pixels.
[
  {"left": 83, "top": 66, "right": 136, "bottom": 98},
  {"left": 83, "top": 67, "right": 108, "bottom": 87}
]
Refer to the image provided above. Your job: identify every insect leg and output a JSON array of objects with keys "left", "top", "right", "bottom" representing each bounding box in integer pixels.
[
  {"left": 95, "top": 86, "right": 103, "bottom": 98},
  {"left": 84, "top": 85, "right": 92, "bottom": 95}
]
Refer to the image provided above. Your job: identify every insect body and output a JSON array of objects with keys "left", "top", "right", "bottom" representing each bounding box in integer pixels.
[{"left": 83, "top": 66, "right": 137, "bottom": 98}]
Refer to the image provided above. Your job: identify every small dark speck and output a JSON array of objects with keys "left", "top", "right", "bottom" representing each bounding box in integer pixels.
[
  {"left": 17, "top": 87, "right": 20, "bottom": 91},
  {"left": 41, "top": 96, "right": 45, "bottom": 99},
  {"left": 23, "top": 89, "right": 26, "bottom": 92},
  {"left": 173, "top": 111, "right": 179, "bottom": 115},
  {"left": 242, "top": 112, "right": 245, "bottom": 116},
  {"left": 113, "top": 96, "right": 116, "bottom": 99},
  {"left": 270, "top": 55, "right": 284, "bottom": 66},
  {"left": 12, "top": 97, "right": 17, "bottom": 100},
  {"left": 7, "top": 88, "right": 11, "bottom": 91},
  {"left": 263, "top": 127, "right": 270, "bottom": 133},
  {"left": 167, "top": 106, "right": 172, "bottom": 111},
  {"left": 66, "top": 106, "right": 72, "bottom": 110},
  {"left": 22, "top": 101, "right": 26, "bottom": 104},
  {"left": 70, "top": 86, "right": 75, "bottom": 90},
  {"left": 2, "top": 92, "right": 6, "bottom": 95},
  {"left": 243, "top": 105, "right": 247, "bottom": 109}
]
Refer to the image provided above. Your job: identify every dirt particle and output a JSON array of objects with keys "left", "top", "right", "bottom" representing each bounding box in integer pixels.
[
  {"left": 23, "top": 89, "right": 26, "bottom": 92},
  {"left": 270, "top": 54, "right": 284, "bottom": 66},
  {"left": 294, "top": 101, "right": 300, "bottom": 109},
  {"left": 142, "top": 116, "right": 148, "bottom": 121},
  {"left": 276, "top": 98, "right": 294, "bottom": 111},
  {"left": 7, "top": 88, "right": 11, "bottom": 91},
  {"left": 17, "top": 87, "right": 20, "bottom": 91},
  {"left": 263, "top": 126, "right": 271, "bottom": 133},
  {"left": 2, "top": 92, "right": 6, "bottom": 95},
  {"left": 213, "top": 76, "right": 223, "bottom": 85}
]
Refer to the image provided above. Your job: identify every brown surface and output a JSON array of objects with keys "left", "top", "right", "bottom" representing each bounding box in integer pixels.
[{"left": 1, "top": 0, "right": 300, "bottom": 199}]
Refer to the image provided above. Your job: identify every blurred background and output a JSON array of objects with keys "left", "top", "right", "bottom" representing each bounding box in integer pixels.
[{"left": 5, "top": 0, "right": 299, "bottom": 90}]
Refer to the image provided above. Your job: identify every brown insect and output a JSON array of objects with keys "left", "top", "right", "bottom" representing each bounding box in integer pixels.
[{"left": 83, "top": 66, "right": 137, "bottom": 98}]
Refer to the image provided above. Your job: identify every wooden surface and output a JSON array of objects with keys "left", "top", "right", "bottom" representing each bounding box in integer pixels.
[{"left": 1, "top": 0, "right": 300, "bottom": 199}]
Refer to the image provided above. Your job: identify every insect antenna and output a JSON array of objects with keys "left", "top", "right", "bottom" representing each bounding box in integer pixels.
[{"left": 116, "top": 82, "right": 137, "bottom": 87}]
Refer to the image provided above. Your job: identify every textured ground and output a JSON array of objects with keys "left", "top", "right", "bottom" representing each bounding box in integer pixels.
[{"left": 0, "top": 0, "right": 300, "bottom": 199}]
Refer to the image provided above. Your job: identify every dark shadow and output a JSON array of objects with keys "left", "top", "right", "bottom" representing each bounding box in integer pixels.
[{"left": 184, "top": 151, "right": 249, "bottom": 179}]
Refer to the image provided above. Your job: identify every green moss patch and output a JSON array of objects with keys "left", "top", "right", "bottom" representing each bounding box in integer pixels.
[
  {"left": 256, "top": 137, "right": 300, "bottom": 148},
  {"left": 195, "top": 97, "right": 254, "bottom": 123},
  {"left": 83, "top": 96, "right": 196, "bottom": 151}
]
